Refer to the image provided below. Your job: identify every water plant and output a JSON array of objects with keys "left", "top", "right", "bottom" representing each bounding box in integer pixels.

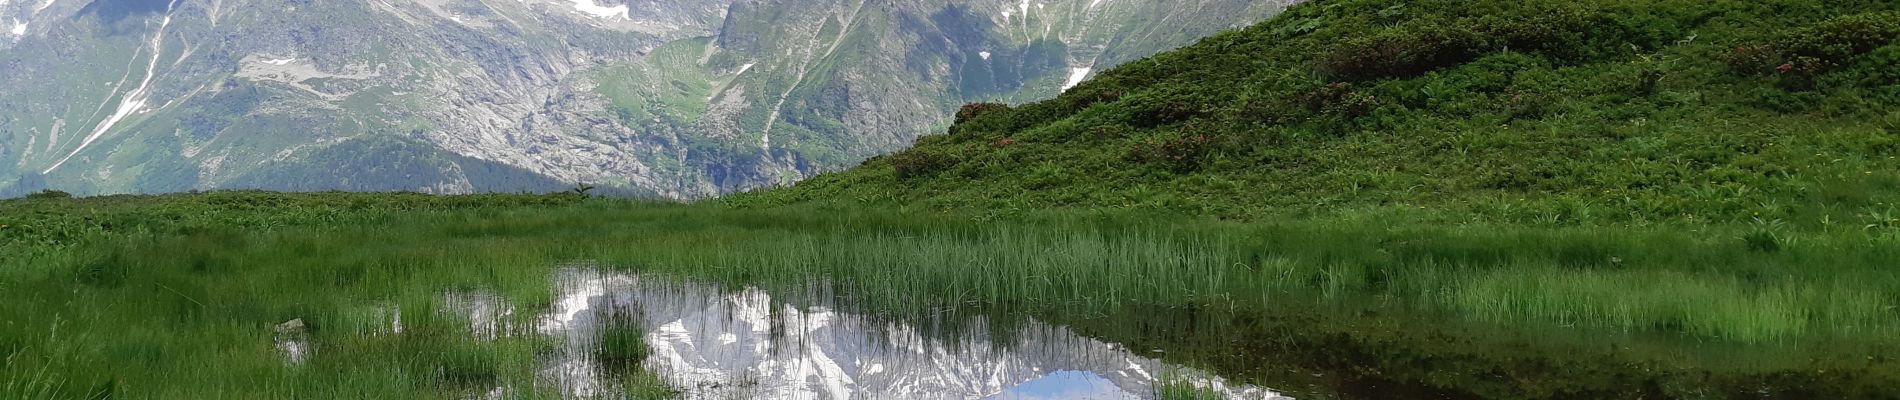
[
  {"left": 593, "top": 307, "right": 651, "bottom": 372},
  {"left": 1153, "top": 369, "right": 1226, "bottom": 400}
]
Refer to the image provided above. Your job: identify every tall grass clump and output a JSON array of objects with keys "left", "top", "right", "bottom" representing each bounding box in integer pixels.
[
  {"left": 593, "top": 309, "right": 651, "bottom": 371},
  {"left": 1152, "top": 368, "right": 1227, "bottom": 400},
  {"left": 1446, "top": 268, "right": 1889, "bottom": 342},
  {"left": 1154, "top": 380, "right": 1225, "bottom": 400}
]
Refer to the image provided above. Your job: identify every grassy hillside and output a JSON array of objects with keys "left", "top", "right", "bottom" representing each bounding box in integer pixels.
[{"left": 733, "top": 0, "right": 1900, "bottom": 227}]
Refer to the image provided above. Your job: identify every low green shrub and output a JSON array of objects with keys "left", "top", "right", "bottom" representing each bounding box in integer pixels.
[
  {"left": 1127, "top": 132, "right": 1214, "bottom": 173},
  {"left": 25, "top": 190, "right": 71, "bottom": 200},
  {"left": 1119, "top": 91, "right": 1209, "bottom": 129},
  {"left": 1743, "top": 230, "right": 1782, "bottom": 253},
  {"left": 954, "top": 102, "right": 1012, "bottom": 124},
  {"left": 1299, "top": 82, "right": 1381, "bottom": 119},
  {"left": 1777, "top": 12, "right": 1900, "bottom": 66},
  {"left": 889, "top": 148, "right": 960, "bottom": 180},
  {"left": 1056, "top": 77, "right": 1127, "bottom": 113},
  {"left": 1825, "top": 44, "right": 1900, "bottom": 95},
  {"left": 1320, "top": 20, "right": 1485, "bottom": 82},
  {"left": 1725, "top": 12, "right": 1900, "bottom": 85},
  {"left": 1319, "top": 7, "right": 1588, "bottom": 81}
]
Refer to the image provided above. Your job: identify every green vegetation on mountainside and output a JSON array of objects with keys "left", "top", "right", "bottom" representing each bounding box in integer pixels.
[
  {"left": 594, "top": 37, "right": 719, "bottom": 128},
  {"left": 735, "top": 0, "right": 1900, "bottom": 227}
]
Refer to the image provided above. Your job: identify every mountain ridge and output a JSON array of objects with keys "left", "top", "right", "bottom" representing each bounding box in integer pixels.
[{"left": 0, "top": 0, "right": 1293, "bottom": 198}]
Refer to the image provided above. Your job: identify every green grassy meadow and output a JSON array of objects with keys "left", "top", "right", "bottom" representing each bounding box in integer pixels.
[
  {"left": 7, "top": 0, "right": 1900, "bottom": 398},
  {"left": 1, "top": 191, "right": 1895, "bottom": 398}
]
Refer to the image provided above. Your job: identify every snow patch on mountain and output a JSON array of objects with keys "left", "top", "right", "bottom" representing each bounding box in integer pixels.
[
  {"left": 46, "top": 0, "right": 183, "bottom": 174},
  {"left": 18, "top": 135, "right": 34, "bottom": 164},
  {"left": 235, "top": 56, "right": 380, "bottom": 101},
  {"left": 1062, "top": 67, "right": 1091, "bottom": 91},
  {"left": 568, "top": 0, "right": 629, "bottom": 19}
]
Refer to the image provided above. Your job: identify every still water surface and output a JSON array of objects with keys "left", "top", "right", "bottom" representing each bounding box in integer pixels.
[{"left": 530, "top": 269, "right": 1288, "bottom": 399}]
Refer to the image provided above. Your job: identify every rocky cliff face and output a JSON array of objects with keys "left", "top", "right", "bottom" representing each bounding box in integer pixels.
[{"left": 0, "top": 0, "right": 1293, "bottom": 197}]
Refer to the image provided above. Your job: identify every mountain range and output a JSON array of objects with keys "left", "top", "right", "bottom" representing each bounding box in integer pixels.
[{"left": 0, "top": 0, "right": 1294, "bottom": 198}]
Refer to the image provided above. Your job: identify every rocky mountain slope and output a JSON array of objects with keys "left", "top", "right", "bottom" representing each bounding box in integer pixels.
[{"left": 0, "top": 0, "right": 1292, "bottom": 197}]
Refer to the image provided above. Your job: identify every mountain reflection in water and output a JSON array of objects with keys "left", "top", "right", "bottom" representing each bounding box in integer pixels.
[{"left": 533, "top": 269, "right": 1289, "bottom": 399}]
